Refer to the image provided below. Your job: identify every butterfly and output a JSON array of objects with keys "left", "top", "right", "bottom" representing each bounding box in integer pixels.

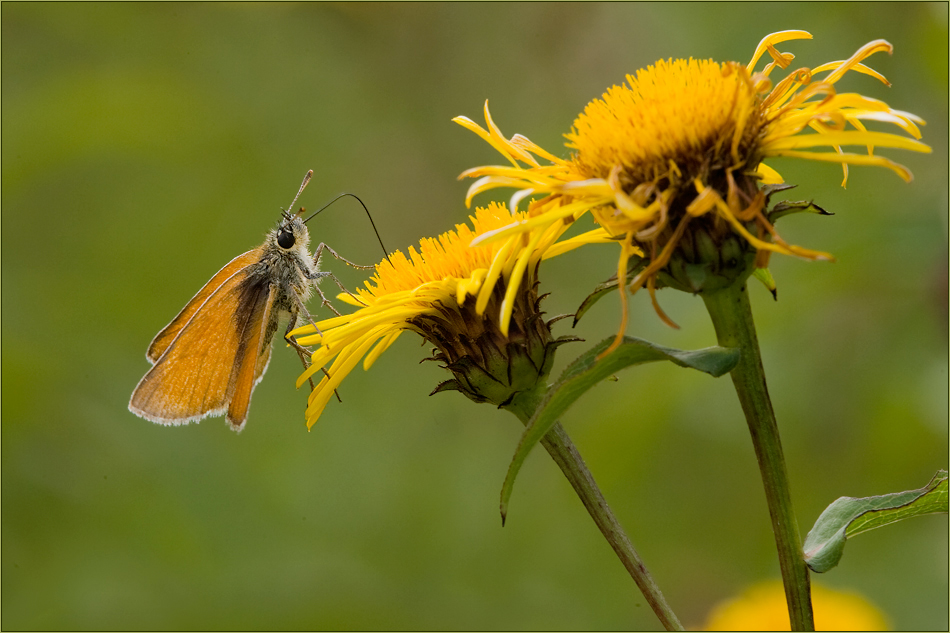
[{"left": 129, "top": 170, "right": 376, "bottom": 432}]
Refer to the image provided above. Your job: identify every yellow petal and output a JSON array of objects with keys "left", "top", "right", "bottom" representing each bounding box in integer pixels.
[
  {"left": 755, "top": 162, "right": 785, "bottom": 184},
  {"left": 748, "top": 30, "right": 813, "bottom": 71},
  {"left": 767, "top": 130, "right": 930, "bottom": 152}
]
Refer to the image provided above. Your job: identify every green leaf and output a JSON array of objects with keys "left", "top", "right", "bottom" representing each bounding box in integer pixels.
[
  {"left": 803, "top": 470, "right": 948, "bottom": 573},
  {"left": 500, "top": 337, "right": 740, "bottom": 522}
]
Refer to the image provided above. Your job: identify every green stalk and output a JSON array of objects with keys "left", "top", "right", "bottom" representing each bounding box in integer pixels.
[
  {"left": 507, "top": 394, "right": 684, "bottom": 631},
  {"left": 701, "top": 281, "right": 815, "bottom": 631}
]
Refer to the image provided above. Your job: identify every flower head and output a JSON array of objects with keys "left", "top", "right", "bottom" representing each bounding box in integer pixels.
[
  {"left": 455, "top": 30, "right": 930, "bottom": 347},
  {"left": 291, "top": 202, "right": 582, "bottom": 428},
  {"left": 703, "top": 580, "right": 890, "bottom": 631}
]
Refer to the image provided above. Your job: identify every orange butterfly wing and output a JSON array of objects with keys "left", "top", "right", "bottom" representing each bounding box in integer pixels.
[
  {"left": 224, "top": 278, "right": 276, "bottom": 430},
  {"left": 146, "top": 250, "right": 263, "bottom": 363},
  {"left": 129, "top": 249, "right": 278, "bottom": 430}
]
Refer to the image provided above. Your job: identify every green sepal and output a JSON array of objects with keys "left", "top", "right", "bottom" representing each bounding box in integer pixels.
[
  {"left": 573, "top": 277, "right": 620, "bottom": 326},
  {"left": 504, "top": 341, "right": 539, "bottom": 391},
  {"left": 752, "top": 267, "right": 778, "bottom": 300},
  {"left": 803, "top": 470, "right": 949, "bottom": 573},
  {"left": 429, "top": 380, "right": 463, "bottom": 395},
  {"left": 552, "top": 334, "right": 584, "bottom": 347},
  {"left": 763, "top": 182, "right": 831, "bottom": 222},
  {"left": 761, "top": 183, "right": 800, "bottom": 198},
  {"left": 500, "top": 336, "right": 740, "bottom": 522},
  {"left": 572, "top": 253, "right": 660, "bottom": 325},
  {"left": 443, "top": 356, "right": 504, "bottom": 404},
  {"left": 768, "top": 199, "right": 833, "bottom": 222}
]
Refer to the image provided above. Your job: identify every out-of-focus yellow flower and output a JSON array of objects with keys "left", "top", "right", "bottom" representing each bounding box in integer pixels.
[
  {"left": 455, "top": 30, "right": 929, "bottom": 352},
  {"left": 290, "top": 202, "right": 589, "bottom": 428},
  {"left": 703, "top": 580, "right": 890, "bottom": 631}
]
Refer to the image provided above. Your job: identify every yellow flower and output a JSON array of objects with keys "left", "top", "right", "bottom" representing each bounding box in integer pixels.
[
  {"left": 290, "top": 202, "right": 584, "bottom": 428},
  {"left": 455, "top": 30, "right": 930, "bottom": 350},
  {"left": 703, "top": 580, "right": 890, "bottom": 631}
]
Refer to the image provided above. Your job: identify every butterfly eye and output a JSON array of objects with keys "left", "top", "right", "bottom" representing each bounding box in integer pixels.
[{"left": 277, "top": 230, "right": 295, "bottom": 249}]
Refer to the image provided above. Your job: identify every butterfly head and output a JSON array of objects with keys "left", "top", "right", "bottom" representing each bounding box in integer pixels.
[{"left": 275, "top": 210, "right": 311, "bottom": 253}]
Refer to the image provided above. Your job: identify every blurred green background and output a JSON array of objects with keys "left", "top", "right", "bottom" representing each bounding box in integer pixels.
[{"left": 3, "top": 3, "right": 947, "bottom": 630}]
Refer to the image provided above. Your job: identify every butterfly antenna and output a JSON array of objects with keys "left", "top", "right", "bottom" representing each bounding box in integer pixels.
[
  {"left": 287, "top": 170, "right": 314, "bottom": 214},
  {"left": 303, "top": 193, "right": 391, "bottom": 265}
]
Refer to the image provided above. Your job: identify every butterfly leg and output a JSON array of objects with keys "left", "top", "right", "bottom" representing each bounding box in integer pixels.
[
  {"left": 291, "top": 278, "right": 328, "bottom": 330},
  {"left": 286, "top": 289, "right": 342, "bottom": 403},
  {"left": 311, "top": 243, "right": 372, "bottom": 313},
  {"left": 284, "top": 318, "right": 317, "bottom": 392},
  {"left": 302, "top": 267, "right": 353, "bottom": 317},
  {"left": 313, "top": 242, "right": 377, "bottom": 270},
  {"left": 310, "top": 250, "right": 372, "bottom": 314}
]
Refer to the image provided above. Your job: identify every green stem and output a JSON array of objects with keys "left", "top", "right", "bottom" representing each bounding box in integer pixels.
[
  {"left": 507, "top": 395, "right": 684, "bottom": 631},
  {"left": 702, "top": 281, "right": 815, "bottom": 631}
]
